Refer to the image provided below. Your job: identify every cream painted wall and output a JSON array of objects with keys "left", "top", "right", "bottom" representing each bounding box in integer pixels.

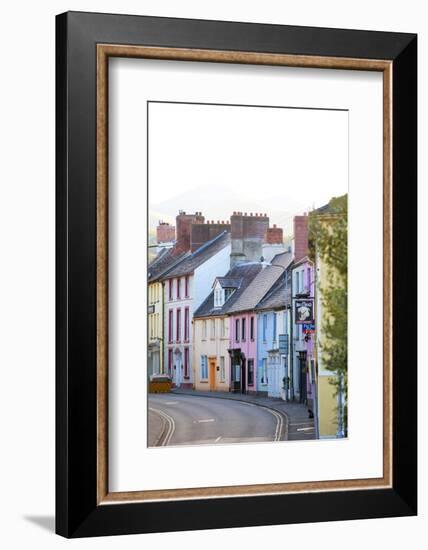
[
  {"left": 193, "top": 317, "right": 230, "bottom": 390},
  {"left": 148, "top": 281, "right": 163, "bottom": 372}
]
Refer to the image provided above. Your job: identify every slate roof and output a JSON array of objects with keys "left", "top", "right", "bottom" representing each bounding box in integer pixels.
[
  {"left": 216, "top": 277, "right": 242, "bottom": 289},
  {"left": 226, "top": 250, "right": 292, "bottom": 314},
  {"left": 255, "top": 277, "right": 287, "bottom": 311},
  {"left": 314, "top": 202, "right": 333, "bottom": 214},
  {"left": 226, "top": 264, "right": 287, "bottom": 315},
  {"left": 313, "top": 194, "right": 347, "bottom": 215},
  {"left": 161, "top": 231, "right": 231, "bottom": 280},
  {"left": 193, "top": 263, "right": 262, "bottom": 318},
  {"left": 147, "top": 247, "right": 189, "bottom": 283},
  {"left": 271, "top": 250, "right": 293, "bottom": 269}
]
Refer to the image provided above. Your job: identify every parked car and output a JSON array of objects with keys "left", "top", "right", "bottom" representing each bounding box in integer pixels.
[{"left": 148, "top": 373, "right": 172, "bottom": 393}]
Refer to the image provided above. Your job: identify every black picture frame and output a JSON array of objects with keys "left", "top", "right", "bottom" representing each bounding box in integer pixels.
[{"left": 56, "top": 11, "right": 417, "bottom": 538}]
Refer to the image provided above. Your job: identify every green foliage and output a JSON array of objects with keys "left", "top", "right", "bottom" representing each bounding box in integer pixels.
[{"left": 309, "top": 195, "right": 348, "bottom": 435}]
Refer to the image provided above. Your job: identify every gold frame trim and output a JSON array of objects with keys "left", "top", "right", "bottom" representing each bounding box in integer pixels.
[{"left": 96, "top": 44, "right": 393, "bottom": 505}]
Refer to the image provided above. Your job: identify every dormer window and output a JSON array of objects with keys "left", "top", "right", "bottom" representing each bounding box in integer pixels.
[
  {"left": 225, "top": 288, "right": 234, "bottom": 301},
  {"left": 214, "top": 287, "right": 225, "bottom": 308},
  {"left": 213, "top": 278, "right": 240, "bottom": 308}
]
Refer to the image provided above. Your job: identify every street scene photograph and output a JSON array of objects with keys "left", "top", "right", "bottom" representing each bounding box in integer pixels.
[{"left": 147, "top": 101, "right": 348, "bottom": 447}]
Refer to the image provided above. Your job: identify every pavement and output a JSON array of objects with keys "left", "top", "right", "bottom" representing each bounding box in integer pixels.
[{"left": 148, "top": 388, "right": 315, "bottom": 446}]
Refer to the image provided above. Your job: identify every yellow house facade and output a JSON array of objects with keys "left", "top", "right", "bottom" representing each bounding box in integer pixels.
[
  {"left": 148, "top": 281, "right": 163, "bottom": 377},
  {"left": 193, "top": 316, "right": 230, "bottom": 391},
  {"left": 314, "top": 212, "right": 346, "bottom": 438},
  {"left": 315, "top": 253, "right": 339, "bottom": 437}
]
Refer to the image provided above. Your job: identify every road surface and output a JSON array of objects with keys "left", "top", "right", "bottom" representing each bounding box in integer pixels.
[{"left": 148, "top": 393, "right": 286, "bottom": 447}]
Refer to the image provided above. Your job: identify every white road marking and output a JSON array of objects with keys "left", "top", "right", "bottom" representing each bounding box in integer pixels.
[
  {"left": 164, "top": 401, "right": 178, "bottom": 405},
  {"left": 296, "top": 427, "right": 314, "bottom": 432},
  {"left": 215, "top": 436, "right": 222, "bottom": 443},
  {"left": 237, "top": 401, "right": 284, "bottom": 441},
  {"left": 289, "top": 422, "right": 314, "bottom": 426},
  {"left": 149, "top": 407, "right": 175, "bottom": 446},
  {"left": 150, "top": 397, "right": 285, "bottom": 444}
]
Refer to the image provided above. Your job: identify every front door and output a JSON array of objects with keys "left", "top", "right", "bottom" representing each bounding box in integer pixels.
[
  {"left": 174, "top": 352, "right": 182, "bottom": 387},
  {"left": 240, "top": 359, "right": 246, "bottom": 394},
  {"left": 209, "top": 359, "right": 216, "bottom": 391}
]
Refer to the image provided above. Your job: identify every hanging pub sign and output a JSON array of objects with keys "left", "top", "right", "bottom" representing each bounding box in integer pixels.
[
  {"left": 302, "top": 322, "right": 316, "bottom": 333},
  {"left": 295, "top": 299, "right": 314, "bottom": 324}
]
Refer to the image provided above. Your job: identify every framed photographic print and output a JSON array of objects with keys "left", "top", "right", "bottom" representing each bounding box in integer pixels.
[{"left": 56, "top": 11, "right": 417, "bottom": 538}]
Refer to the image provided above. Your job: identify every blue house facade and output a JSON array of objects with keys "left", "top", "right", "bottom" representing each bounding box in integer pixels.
[{"left": 256, "top": 275, "right": 290, "bottom": 398}]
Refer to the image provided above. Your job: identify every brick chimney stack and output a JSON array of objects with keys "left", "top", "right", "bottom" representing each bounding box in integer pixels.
[
  {"left": 230, "top": 212, "right": 269, "bottom": 267},
  {"left": 190, "top": 220, "right": 230, "bottom": 252},
  {"left": 293, "top": 214, "right": 309, "bottom": 262},
  {"left": 265, "top": 224, "right": 283, "bottom": 244},
  {"left": 156, "top": 221, "right": 175, "bottom": 244},
  {"left": 175, "top": 211, "right": 205, "bottom": 252}
]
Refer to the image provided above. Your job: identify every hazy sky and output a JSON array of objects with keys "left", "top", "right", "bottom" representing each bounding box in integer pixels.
[{"left": 148, "top": 101, "right": 348, "bottom": 215}]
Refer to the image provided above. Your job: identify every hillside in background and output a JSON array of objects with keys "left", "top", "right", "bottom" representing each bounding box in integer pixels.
[{"left": 149, "top": 184, "right": 310, "bottom": 236}]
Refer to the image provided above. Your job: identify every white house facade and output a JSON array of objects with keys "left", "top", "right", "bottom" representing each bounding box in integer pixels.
[{"left": 161, "top": 232, "right": 231, "bottom": 388}]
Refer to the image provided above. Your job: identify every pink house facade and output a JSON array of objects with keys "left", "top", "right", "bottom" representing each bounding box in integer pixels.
[{"left": 228, "top": 312, "right": 258, "bottom": 393}]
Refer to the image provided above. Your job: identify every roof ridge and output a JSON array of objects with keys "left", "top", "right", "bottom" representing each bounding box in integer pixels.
[{"left": 190, "top": 230, "right": 228, "bottom": 256}]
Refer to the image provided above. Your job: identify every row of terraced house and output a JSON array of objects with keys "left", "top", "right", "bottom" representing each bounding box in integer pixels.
[{"left": 148, "top": 209, "right": 343, "bottom": 438}]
